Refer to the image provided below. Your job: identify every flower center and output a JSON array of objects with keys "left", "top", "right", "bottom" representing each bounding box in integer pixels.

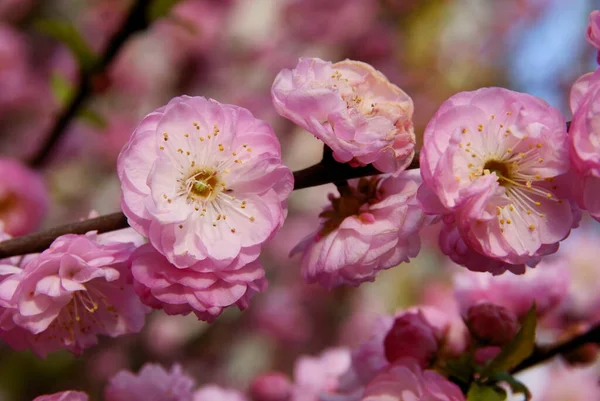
[
  {"left": 183, "top": 169, "right": 221, "bottom": 201},
  {"left": 483, "top": 159, "right": 512, "bottom": 186}
]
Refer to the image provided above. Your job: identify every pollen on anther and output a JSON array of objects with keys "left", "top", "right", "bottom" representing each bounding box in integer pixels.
[
  {"left": 218, "top": 144, "right": 224, "bottom": 151},
  {"left": 535, "top": 174, "right": 541, "bottom": 179},
  {"left": 230, "top": 228, "right": 236, "bottom": 233},
  {"left": 529, "top": 224, "right": 536, "bottom": 231},
  {"left": 250, "top": 216, "right": 255, "bottom": 222},
  {"left": 212, "top": 223, "right": 216, "bottom": 227},
  {"left": 490, "top": 114, "right": 495, "bottom": 120},
  {"left": 462, "top": 128, "right": 468, "bottom": 134},
  {"left": 184, "top": 133, "right": 189, "bottom": 137},
  {"left": 186, "top": 151, "right": 190, "bottom": 156},
  {"left": 163, "top": 194, "right": 167, "bottom": 199},
  {"left": 478, "top": 124, "right": 483, "bottom": 132},
  {"left": 506, "top": 219, "right": 512, "bottom": 224},
  {"left": 538, "top": 158, "right": 544, "bottom": 163},
  {"left": 177, "top": 148, "right": 183, "bottom": 153},
  {"left": 178, "top": 224, "right": 183, "bottom": 229},
  {"left": 167, "top": 199, "right": 172, "bottom": 204},
  {"left": 508, "top": 205, "right": 515, "bottom": 211},
  {"left": 546, "top": 193, "right": 552, "bottom": 199},
  {"left": 247, "top": 148, "right": 252, "bottom": 152},
  {"left": 200, "top": 137, "right": 205, "bottom": 141},
  {"left": 232, "top": 152, "right": 237, "bottom": 156},
  {"left": 507, "top": 148, "right": 513, "bottom": 153},
  {"left": 159, "top": 146, "right": 164, "bottom": 150},
  {"left": 535, "top": 201, "right": 541, "bottom": 206}
]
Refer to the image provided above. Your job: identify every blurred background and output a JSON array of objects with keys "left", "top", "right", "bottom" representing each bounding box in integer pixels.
[{"left": 0, "top": 0, "right": 598, "bottom": 399}]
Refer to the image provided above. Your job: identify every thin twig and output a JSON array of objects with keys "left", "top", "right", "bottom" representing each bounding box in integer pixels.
[
  {"left": 29, "top": 0, "right": 152, "bottom": 168},
  {"left": 512, "top": 323, "right": 600, "bottom": 373}
]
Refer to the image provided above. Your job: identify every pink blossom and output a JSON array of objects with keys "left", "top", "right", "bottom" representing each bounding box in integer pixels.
[
  {"left": 105, "top": 363, "right": 195, "bottom": 401},
  {"left": 194, "top": 386, "right": 248, "bottom": 401},
  {"left": 0, "top": 0, "right": 37, "bottom": 22},
  {"left": 569, "top": 68, "right": 600, "bottom": 221},
  {"left": 466, "top": 303, "right": 518, "bottom": 346},
  {"left": 361, "top": 359, "right": 464, "bottom": 401},
  {"left": 383, "top": 312, "right": 438, "bottom": 368},
  {"left": 0, "top": 158, "right": 48, "bottom": 236},
  {"left": 292, "top": 171, "right": 431, "bottom": 288},
  {"left": 130, "top": 244, "right": 267, "bottom": 321},
  {"left": 586, "top": 10, "right": 600, "bottom": 49},
  {"left": 33, "top": 391, "right": 89, "bottom": 401},
  {"left": 250, "top": 372, "right": 293, "bottom": 401},
  {"left": 419, "top": 87, "right": 576, "bottom": 274},
  {"left": 453, "top": 256, "right": 569, "bottom": 319},
  {"left": 0, "top": 233, "right": 148, "bottom": 357},
  {"left": 0, "top": 24, "right": 32, "bottom": 109},
  {"left": 118, "top": 95, "right": 293, "bottom": 269},
  {"left": 291, "top": 348, "right": 352, "bottom": 401},
  {"left": 272, "top": 58, "right": 415, "bottom": 173},
  {"left": 281, "top": 0, "right": 378, "bottom": 45}
]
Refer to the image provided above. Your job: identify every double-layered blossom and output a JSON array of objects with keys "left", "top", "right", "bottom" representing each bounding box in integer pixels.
[
  {"left": 0, "top": 158, "right": 48, "bottom": 236},
  {"left": 419, "top": 87, "right": 577, "bottom": 274},
  {"left": 33, "top": 391, "right": 89, "bottom": 401},
  {"left": 130, "top": 244, "right": 266, "bottom": 321},
  {"left": 0, "top": 232, "right": 148, "bottom": 357},
  {"left": 272, "top": 58, "right": 415, "bottom": 173},
  {"left": 105, "top": 363, "right": 195, "bottom": 401},
  {"left": 118, "top": 95, "right": 293, "bottom": 269},
  {"left": 292, "top": 170, "right": 432, "bottom": 288},
  {"left": 361, "top": 359, "right": 464, "bottom": 401},
  {"left": 569, "top": 68, "right": 600, "bottom": 221}
]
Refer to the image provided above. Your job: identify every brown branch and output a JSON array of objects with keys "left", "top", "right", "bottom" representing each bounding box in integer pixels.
[
  {"left": 512, "top": 323, "right": 600, "bottom": 373},
  {"left": 0, "top": 154, "right": 420, "bottom": 259},
  {"left": 28, "top": 0, "right": 153, "bottom": 168}
]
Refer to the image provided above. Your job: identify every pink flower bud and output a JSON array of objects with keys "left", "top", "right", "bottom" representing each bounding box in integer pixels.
[
  {"left": 473, "top": 346, "right": 501, "bottom": 365},
  {"left": 383, "top": 312, "right": 438, "bottom": 368},
  {"left": 250, "top": 372, "right": 292, "bottom": 401},
  {"left": 466, "top": 303, "right": 518, "bottom": 346}
]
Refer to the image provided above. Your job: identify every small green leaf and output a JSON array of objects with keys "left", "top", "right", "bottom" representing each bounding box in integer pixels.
[
  {"left": 467, "top": 382, "right": 507, "bottom": 401},
  {"left": 438, "top": 354, "right": 474, "bottom": 384},
  {"left": 50, "top": 73, "right": 74, "bottom": 106},
  {"left": 482, "top": 305, "right": 537, "bottom": 376},
  {"left": 490, "top": 372, "right": 532, "bottom": 401},
  {"left": 35, "top": 19, "right": 97, "bottom": 71},
  {"left": 78, "top": 108, "right": 107, "bottom": 129},
  {"left": 148, "top": 0, "right": 183, "bottom": 21}
]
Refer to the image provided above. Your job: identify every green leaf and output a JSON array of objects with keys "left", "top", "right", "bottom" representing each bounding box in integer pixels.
[
  {"left": 482, "top": 305, "right": 537, "bottom": 376},
  {"left": 78, "top": 108, "right": 107, "bottom": 129},
  {"left": 490, "top": 372, "right": 532, "bottom": 401},
  {"left": 467, "top": 383, "right": 507, "bottom": 401},
  {"left": 148, "top": 0, "right": 183, "bottom": 21},
  {"left": 438, "top": 354, "right": 474, "bottom": 384},
  {"left": 35, "top": 20, "right": 97, "bottom": 71},
  {"left": 50, "top": 73, "right": 74, "bottom": 106}
]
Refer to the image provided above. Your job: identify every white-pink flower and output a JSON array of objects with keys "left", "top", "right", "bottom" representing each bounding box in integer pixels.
[
  {"left": 0, "top": 232, "right": 148, "bottom": 357},
  {"left": 419, "top": 87, "right": 577, "bottom": 274},
  {"left": 33, "top": 391, "right": 89, "bottom": 401},
  {"left": 118, "top": 95, "right": 293, "bottom": 269},
  {"left": 361, "top": 359, "right": 464, "bottom": 401},
  {"left": 291, "top": 348, "right": 352, "bottom": 401},
  {"left": 292, "top": 170, "right": 432, "bottom": 288},
  {"left": 193, "top": 386, "right": 248, "bottom": 401},
  {"left": 272, "top": 58, "right": 415, "bottom": 173},
  {"left": 569, "top": 68, "right": 600, "bottom": 221},
  {"left": 105, "top": 363, "right": 195, "bottom": 401},
  {"left": 130, "top": 244, "right": 266, "bottom": 322}
]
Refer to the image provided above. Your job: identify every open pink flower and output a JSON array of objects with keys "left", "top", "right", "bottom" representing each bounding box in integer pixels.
[
  {"left": 272, "top": 58, "right": 415, "bottom": 173},
  {"left": 0, "top": 158, "right": 48, "bottom": 236},
  {"left": 419, "top": 87, "right": 576, "bottom": 274},
  {"left": 130, "top": 244, "right": 266, "bottom": 321},
  {"left": 33, "top": 391, "right": 89, "bottom": 401},
  {"left": 0, "top": 233, "right": 148, "bottom": 357},
  {"left": 569, "top": 68, "right": 600, "bottom": 221},
  {"left": 193, "top": 386, "right": 248, "bottom": 401},
  {"left": 118, "top": 96, "right": 293, "bottom": 269},
  {"left": 105, "top": 363, "right": 195, "bottom": 401},
  {"left": 361, "top": 359, "right": 464, "bottom": 401},
  {"left": 292, "top": 170, "right": 432, "bottom": 288},
  {"left": 292, "top": 348, "right": 352, "bottom": 401}
]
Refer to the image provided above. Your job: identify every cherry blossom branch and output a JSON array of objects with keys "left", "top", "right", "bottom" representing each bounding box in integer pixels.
[
  {"left": 512, "top": 323, "right": 600, "bottom": 373},
  {"left": 28, "top": 0, "right": 152, "bottom": 168},
  {"left": 0, "top": 153, "right": 418, "bottom": 258}
]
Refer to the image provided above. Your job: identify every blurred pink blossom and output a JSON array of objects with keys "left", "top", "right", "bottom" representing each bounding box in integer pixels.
[
  {"left": 194, "top": 385, "right": 248, "bottom": 401},
  {"left": 453, "top": 255, "right": 569, "bottom": 320},
  {"left": 250, "top": 372, "right": 293, "bottom": 401},
  {"left": 118, "top": 95, "right": 292, "bottom": 269},
  {"left": 272, "top": 58, "right": 415, "bottom": 173},
  {"left": 0, "top": 158, "right": 48, "bottom": 236},
  {"left": 130, "top": 244, "right": 266, "bottom": 321},
  {"left": 33, "top": 391, "right": 89, "bottom": 401},
  {"left": 292, "top": 171, "right": 431, "bottom": 288},
  {"left": 360, "top": 359, "right": 464, "bottom": 401},
  {"left": 0, "top": 233, "right": 148, "bottom": 357},
  {"left": 569, "top": 68, "right": 600, "bottom": 221},
  {"left": 105, "top": 363, "right": 195, "bottom": 401},
  {"left": 419, "top": 87, "right": 576, "bottom": 274},
  {"left": 291, "top": 348, "right": 352, "bottom": 401},
  {"left": 0, "top": 0, "right": 37, "bottom": 22},
  {"left": 383, "top": 311, "right": 438, "bottom": 368},
  {"left": 586, "top": 10, "right": 600, "bottom": 49}
]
